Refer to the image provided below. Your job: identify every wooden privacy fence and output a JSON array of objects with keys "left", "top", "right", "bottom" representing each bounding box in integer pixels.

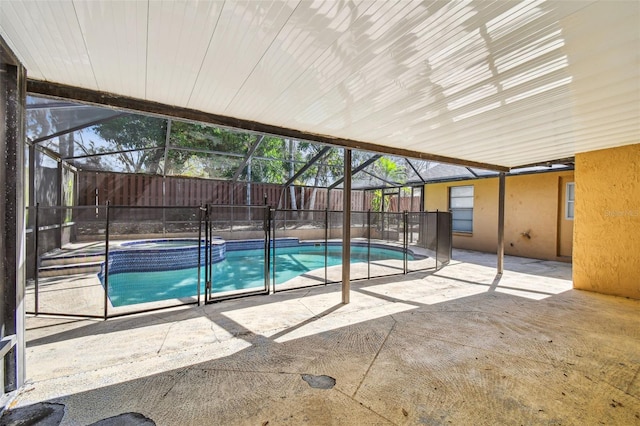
[
  {"left": 76, "top": 171, "right": 422, "bottom": 213},
  {"left": 77, "top": 172, "right": 370, "bottom": 210}
]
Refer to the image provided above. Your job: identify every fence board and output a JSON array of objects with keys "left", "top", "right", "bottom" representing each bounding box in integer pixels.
[{"left": 76, "top": 172, "right": 421, "bottom": 212}]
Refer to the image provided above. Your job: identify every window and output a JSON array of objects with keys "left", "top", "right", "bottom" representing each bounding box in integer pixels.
[
  {"left": 566, "top": 182, "right": 575, "bottom": 219},
  {"left": 450, "top": 185, "right": 474, "bottom": 233}
]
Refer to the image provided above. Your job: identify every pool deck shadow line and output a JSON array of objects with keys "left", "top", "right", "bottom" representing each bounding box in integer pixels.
[
  {"left": 270, "top": 303, "right": 344, "bottom": 340},
  {"left": 17, "top": 250, "right": 640, "bottom": 425}
]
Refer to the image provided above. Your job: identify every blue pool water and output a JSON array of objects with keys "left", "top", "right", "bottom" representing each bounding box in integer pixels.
[{"left": 106, "top": 245, "right": 411, "bottom": 307}]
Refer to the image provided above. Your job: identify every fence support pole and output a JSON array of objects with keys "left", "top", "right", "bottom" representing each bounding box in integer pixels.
[
  {"left": 206, "top": 205, "right": 212, "bottom": 300},
  {"left": 272, "top": 209, "right": 277, "bottom": 292},
  {"left": 341, "top": 149, "right": 351, "bottom": 304},
  {"left": 197, "top": 206, "right": 204, "bottom": 305},
  {"left": 204, "top": 206, "right": 208, "bottom": 301},
  {"left": 367, "top": 209, "right": 371, "bottom": 280},
  {"left": 435, "top": 210, "right": 439, "bottom": 271},
  {"left": 103, "top": 201, "right": 110, "bottom": 320},
  {"left": 497, "top": 172, "right": 506, "bottom": 274},
  {"left": 56, "top": 161, "right": 63, "bottom": 248},
  {"left": 381, "top": 191, "right": 385, "bottom": 239},
  {"left": 403, "top": 211, "right": 408, "bottom": 274},
  {"left": 324, "top": 208, "right": 328, "bottom": 285},
  {"left": 264, "top": 206, "right": 271, "bottom": 294},
  {"left": 34, "top": 203, "right": 39, "bottom": 315}
]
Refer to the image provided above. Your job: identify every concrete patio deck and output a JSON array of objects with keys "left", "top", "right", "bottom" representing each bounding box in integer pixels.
[{"left": 9, "top": 250, "right": 640, "bottom": 425}]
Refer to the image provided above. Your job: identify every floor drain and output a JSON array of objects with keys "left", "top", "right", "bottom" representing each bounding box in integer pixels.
[{"left": 301, "top": 374, "right": 336, "bottom": 389}]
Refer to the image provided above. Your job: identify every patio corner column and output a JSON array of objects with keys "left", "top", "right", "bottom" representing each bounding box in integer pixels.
[
  {"left": 342, "top": 149, "right": 352, "bottom": 304},
  {"left": 1, "top": 44, "right": 27, "bottom": 393},
  {"left": 497, "top": 171, "right": 505, "bottom": 274}
]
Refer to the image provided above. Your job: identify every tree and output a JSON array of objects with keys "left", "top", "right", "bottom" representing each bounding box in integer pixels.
[
  {"left": 92, "top": 115, "right": 167, "bottom": 173},
  {"left": 369, "top": 157, "right": 407, "bottom": 212},
  {"left": 166, "top": 121, "right": 249, "bottom": 178}
]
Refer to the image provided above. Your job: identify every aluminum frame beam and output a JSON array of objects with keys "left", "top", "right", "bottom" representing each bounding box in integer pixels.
[
  {"left": 405, "top": 158, "right": 426, "bottom": 183},
  {"left": 27, "top": 80, "right": 510, "bottom": 172},
  {"left": 232, "top": 135, "right": 264, "bottom": 181},
  {"left": 283, "top": 146, "right": 331, "bottom": 187},
  {"left": 29, "top": 112, "right": 128, "bottom": 145},
  {"left": 328, "top": 154, "right": 381, "bottom": 190}
]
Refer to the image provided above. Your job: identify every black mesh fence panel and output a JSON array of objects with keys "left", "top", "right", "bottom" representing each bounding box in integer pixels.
[
  {"left": 436, "top": 211, "right": 453, "bottom": 268},
  {"left": 27, "top": 205, "right": 107, "bottom": 318},
  {"left": 204, "top": 205, "right": 269, "bottom": 301},
  {"left": 349, "top": 211, "right": 369, "bottom": 281},
  {"left": 367, "top": 212, "right": 406, "bottom": 278},
  {"left": 104, "top": 206, "right": 202, "bottom": 316},
  {"left": 272, "top": 209, "right": 329, "bottom": 292},
  {"left": 25, "top": 203, "right": 453, "bottom": 317},
  {"left": 407, "top": 212, "right": 437, "bottom": 273},
  {"left": 25, "top": 206, "right": 36, "bottom": 314}
]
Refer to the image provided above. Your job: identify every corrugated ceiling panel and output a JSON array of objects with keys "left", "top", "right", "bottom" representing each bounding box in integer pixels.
[
  {"left": 146, "top": 1, "right": 224, "bottom": 106},
  {"left": 259, "top": 0, "right": 430, "bottom": 127},
  {"left": 290, "top": 2, "right": 561, "bottom": 131},
  {"left": 0, "top": 0, "right": 637, "bottom": 168},
  {"left": 188, "top": 1, "right": 299, "bottom": 113},
  {"left": 226, "top": 0, "right": 381, "bottom": 119},
  {"left": 0, "top": 1, "right": 95, "bottom": 87},
  {"left": 74, "top": 1, "right": 147, "bottom": 97}
]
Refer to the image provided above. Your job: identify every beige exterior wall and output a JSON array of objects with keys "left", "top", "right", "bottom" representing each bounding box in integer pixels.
[
  {"left": 573, "top": 144, "right": 640, "bottom": 299},
  {"left": 425, "top": 170, "right": 574, "bottom": 261}
]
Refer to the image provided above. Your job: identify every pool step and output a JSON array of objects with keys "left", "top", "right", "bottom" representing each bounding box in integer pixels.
[
  {"left": 40, "top": 254, "right": 104, "bottom": 267},
  {"left": 39, "top": 254, "right": 104, "bottom": 278},
  {"left": 38, "top": 261, "right": 104, "bottom": 278}
]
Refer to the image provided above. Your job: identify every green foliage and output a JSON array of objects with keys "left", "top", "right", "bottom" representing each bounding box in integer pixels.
[
  {"left": 167, "top": 122, "right": 322, "bottom": 182},
  {"left": 371, "top": 156, "right": 406, "bottom": 184},
  {"left": 369, "top": 157, "right": 407, "bottom": 211},
  {"left": 95, "top": 115, "right": 166, "bottom": 149},
  {"left": 166, "top": 121, "right": 250, "bottom": 178},
  {"left": 92, "top": 115, "right": 346, "bottom": 188},
  {"left": 92, "top": 115, "right": 167, "bottom": 173}
]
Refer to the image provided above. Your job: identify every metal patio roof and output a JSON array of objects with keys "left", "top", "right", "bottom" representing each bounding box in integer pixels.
[
  {"left": 28, "top": 94, "right": 511, "bottom": 189},
  {"left": 1, "top": 0, "right": 639, "bottom": 169}
]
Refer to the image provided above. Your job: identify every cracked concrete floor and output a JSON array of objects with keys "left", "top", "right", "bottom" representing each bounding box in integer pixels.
[{"left": 13, "top": 250, "right": 640, "bottom": 425}]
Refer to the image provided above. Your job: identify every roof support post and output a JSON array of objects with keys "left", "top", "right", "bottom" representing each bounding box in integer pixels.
[
  {"left": 342, "top": 149, "right": 351, "bottom": 304},
  {"left": 497, "top": 172, "right": 505, "bottom": 274},
  {"left": 1, "top": 42, "right": 27, "bottom": 396}
]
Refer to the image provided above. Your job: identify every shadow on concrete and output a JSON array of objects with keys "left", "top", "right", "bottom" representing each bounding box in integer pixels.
[
  {"left": 16, "top": 280, "right": 640, "bottom": 425},
  {"left": 450, "top": 249, "right": 572, "bottom": 281},
  {"left": 26, "top": 269, "right": 437, "bottom": 348}
]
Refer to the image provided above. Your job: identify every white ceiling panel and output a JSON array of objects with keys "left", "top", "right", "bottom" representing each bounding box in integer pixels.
[
  {"left": 0, "top": 1, "right": 96, "bottom": 87},
  {"left": 73, "top": 1, "right": 147, "bottom": 97},
  {"left": 1, "top": 0, "right": 638, "bottom": 168},
  {"left": 188, "top": 1, "right": 300, "bottom": 113},
  {"left": 146, "top": 0, "right": 224, "bottom": 106},
  {"left": 226, "top": 0, "right": 384, "bottom": 120}
]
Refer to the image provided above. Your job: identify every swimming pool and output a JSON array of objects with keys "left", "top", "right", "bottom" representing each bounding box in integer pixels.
[{"left": 105, "top": 242, "right": 414, "bottom": 307}]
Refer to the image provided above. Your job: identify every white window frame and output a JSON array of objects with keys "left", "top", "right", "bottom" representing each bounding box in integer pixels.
[
  {"left": 566, "top": 182, "right": 575, "bottom": 220},
  {"left": 450, "top": 185, "right": 474, "bottom": 233}
]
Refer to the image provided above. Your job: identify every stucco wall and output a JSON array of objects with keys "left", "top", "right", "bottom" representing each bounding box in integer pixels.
[
  {"left": 573, "top": 144, "right": 640, "bottom": 299},
  {"left": 425, "top": 178, "right": 498, "bottom": 253},
  {"left": 424, "top": 170, "right": 574, "bottom": 261}
]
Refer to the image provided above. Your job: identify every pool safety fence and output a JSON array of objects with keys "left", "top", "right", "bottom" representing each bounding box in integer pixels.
[{"left": 25, "top": 204, "right": 451, "bottom": 319}]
